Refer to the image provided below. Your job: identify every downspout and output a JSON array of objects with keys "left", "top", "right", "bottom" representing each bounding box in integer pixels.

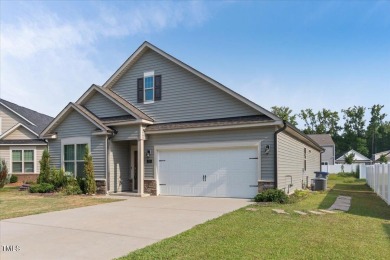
[{"left": 274, "top": 120, "right": 287, "bottom": 189}]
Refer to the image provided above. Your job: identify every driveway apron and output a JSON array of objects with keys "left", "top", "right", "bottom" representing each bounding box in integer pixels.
[{"left": 0, "top": 196, "right": 251, "bottom": 260}]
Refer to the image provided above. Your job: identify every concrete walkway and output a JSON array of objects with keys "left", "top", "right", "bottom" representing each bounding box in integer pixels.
[{"left": 0, "top": 196, "right": 251, "bottom": 260}]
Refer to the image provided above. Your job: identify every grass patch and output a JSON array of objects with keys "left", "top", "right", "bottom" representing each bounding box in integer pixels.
[
  {"left": 119, "top": 177, "right": 390, "bottom": 260},
  {"left": 0, "top": 186, "right": 122, "bottom": 220}
]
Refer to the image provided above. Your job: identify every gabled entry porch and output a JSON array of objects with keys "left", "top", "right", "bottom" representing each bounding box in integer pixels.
[{"left": 108, "top": 135, "right": 145, "bottom": 196}]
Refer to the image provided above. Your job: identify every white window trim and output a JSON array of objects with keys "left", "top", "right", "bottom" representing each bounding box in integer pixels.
[
  {"left": 143, "top": 71, "right": 155, "bottom": 104},
  {"left": 61, "top": 137, "right": 91, "bottom": 177},
  {"left": 9, "top": 146, "right": 37, "bottom": 173}
]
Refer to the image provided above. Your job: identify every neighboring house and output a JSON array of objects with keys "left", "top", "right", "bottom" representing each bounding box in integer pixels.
[
  {"left": 0, "top": 99, "right": 53, "bottom": 182},
  {"left": 307, "top": 134, "right": 335, "bottom": 165},
  {"left": 41, "top": 42, "right": 323, "bottom": 198},
  {"left": 335, "top": 149, "right": 372, "bottom": 164},
  {"left": 372, "top": 150, "right": 390, "bottom": 163}
]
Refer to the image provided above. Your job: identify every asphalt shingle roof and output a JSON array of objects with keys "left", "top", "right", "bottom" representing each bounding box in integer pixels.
[
  {"left": 307, "top": 134, "right": 335, "bottom": 146},
  {"left": 0, "top": 99, "right": 53, "bottom": 134},
  {"left": 145, "top": 115, "right": 272, "bottom": 132}
]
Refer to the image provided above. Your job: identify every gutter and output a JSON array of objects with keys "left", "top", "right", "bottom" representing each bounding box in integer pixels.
[{"left": 274, "top": 120, "right": 287, "bottom": 189}]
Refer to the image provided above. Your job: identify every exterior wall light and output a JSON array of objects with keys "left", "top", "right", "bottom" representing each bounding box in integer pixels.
[
  {"left": 265, "top": 145, "right": 270, "bottom": 155},
  {"left": 146, "top": 150, "right": 151, "bottom": 158}
]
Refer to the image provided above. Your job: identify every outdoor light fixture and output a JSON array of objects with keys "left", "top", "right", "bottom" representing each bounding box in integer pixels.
[
  {"left": 265, "top": 145, "right": 270, "bottom": 154},
  {"left": 146, "top": 150, "right": 151, "bottom": 158}
]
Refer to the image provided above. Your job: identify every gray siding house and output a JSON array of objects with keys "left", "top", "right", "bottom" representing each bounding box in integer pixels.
[
  {"left": 41, "top": 42, "right": 323, "bottom": 197},
  {"left": 307, "top": 134, "right": 335, "bottom": 165},
  {"left": 0, "top": 99, "right": 53, "bottom": 182}
]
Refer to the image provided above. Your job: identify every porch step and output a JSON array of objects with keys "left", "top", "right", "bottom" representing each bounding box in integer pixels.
[{"left": 109, "top": 192, "right": 151, "bottom": 198}]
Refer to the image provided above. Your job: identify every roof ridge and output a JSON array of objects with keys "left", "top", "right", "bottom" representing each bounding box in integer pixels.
[{"left": 0, "top": 98, "right": 53, "bottom": 119}]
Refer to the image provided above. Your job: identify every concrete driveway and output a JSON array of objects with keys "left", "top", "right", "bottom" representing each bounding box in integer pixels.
[{"left": 0, "top": 196, "right": 252, "bottom": 260}]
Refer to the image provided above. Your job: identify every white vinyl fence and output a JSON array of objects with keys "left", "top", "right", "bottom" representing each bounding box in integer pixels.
[
  {"left": 365, "top": 164, "right": 390, "bottom": 205},
  {"left": 321, "top": 163, "right": 361, "bottom": 174}
]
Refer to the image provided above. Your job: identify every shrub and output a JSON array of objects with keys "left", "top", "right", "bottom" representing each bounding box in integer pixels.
[
  {"left": 254, "top": 189, "right": 288, "bottom": 203},
  {"left": 83, "top": 145, "right": 96, "bottom": 195},
  {"left": 0, "top": 160, "right": 9, "bottom": 188},
  {"left": 77, "top": 177, "right": 87, "bottom": 194},
  {"left": 29, "top": 183, "right": 55, "bottom": 193},
  {"left": 10, "top": 174, "right": 18, "bottom": 183},
  {"left": 63, "top": 178, "right": 82, "bottom": 195},
  {"left": 50, "top": 168, "right": 67, "bottom": 189},
  {"left": 38, "top": 149, "right": 51, "bottom": 184}
]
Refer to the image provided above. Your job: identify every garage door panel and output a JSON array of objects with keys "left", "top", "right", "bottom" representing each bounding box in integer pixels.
[{"left": 158, "top": 147, "right": 258, "bottom": 198}]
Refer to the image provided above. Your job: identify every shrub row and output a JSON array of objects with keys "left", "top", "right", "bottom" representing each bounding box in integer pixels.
[{"left": 254, "top": 189, "right": 311, "bottom": 204}]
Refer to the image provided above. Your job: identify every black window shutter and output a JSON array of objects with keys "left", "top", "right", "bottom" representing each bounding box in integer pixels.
[
  {"left": 154, "top": 75, "right": 162, "bottom": 101},
  {"left": 137, "top": 78, "right": 143, "bottom": 103}
]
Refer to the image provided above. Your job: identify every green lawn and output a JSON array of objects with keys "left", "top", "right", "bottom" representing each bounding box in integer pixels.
[
  {"left": 0, "top": 186, "right": 122, "bottom": 220},
  {"left": 119, "top": 176, "right": 390, "bottom": 260}
]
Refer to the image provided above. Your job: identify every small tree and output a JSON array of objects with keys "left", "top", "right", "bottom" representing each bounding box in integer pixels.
[
  {"left": 345, "top": 153, "right": 355, "bottom": 165},
  {"left": 0, "top": 160, "right": 9, "bottom": 188},
  {"left": 379, "top": 154, "right": 388, "bottom": 164},
  {"left": 38, "top": 149, "right": 51, "bottom": 184},
  {"left": 84, "top": 145, "right": 96, "bottom": 194}
]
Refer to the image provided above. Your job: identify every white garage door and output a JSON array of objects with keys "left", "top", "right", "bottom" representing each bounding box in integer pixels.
[{"left": 158, "top": 147, "right": 259, "bottom": 198}]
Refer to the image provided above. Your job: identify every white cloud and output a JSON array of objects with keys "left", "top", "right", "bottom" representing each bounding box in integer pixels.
[{"left": 0, "top": 1, "right": 209, "bottom": 116}]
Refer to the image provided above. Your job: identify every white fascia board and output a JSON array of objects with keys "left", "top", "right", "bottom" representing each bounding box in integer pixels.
[
  {"left": 146, "top": 121, "right": 281, "bottom": 135},
  {"left": 102, "top": 42, "right": 280, "bottom": 121},
  {"left": 103, "top": 119, "right": 153, "bottom": 126},
  {"left": 0, "top": 123, "right": 39, "bottom": 140},
  {"left": 0, "top": 102, "right": 37, "bottom": 126}
]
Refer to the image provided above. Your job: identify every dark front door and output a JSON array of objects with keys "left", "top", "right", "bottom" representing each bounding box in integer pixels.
[{"left": 134, "top": 150, "right": 138, "bottom": 190}]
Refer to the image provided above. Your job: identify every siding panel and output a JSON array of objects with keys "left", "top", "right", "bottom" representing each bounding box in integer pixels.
[
  {"left": 4, "top": 127, "right": 37, "bottom": 140},
  {"left": 48, "top": 110, "right": 106, "bottom": 179},
  {"left": 111, "top": 125, "right": 139, "bottom": 141},
  {"left": 109, "top": 141, "right": 130, "bottom": 192},
  {"left": 277, "top": 132, "right": 320, "bottom": 194},
  {"left": 84, "top": 92, "right": 130, "bottom": 118},
  {"left": 145, "top": 127, "right": 275, "bottom": 180},
  {"left": 112, "top": 49, "right": 261, "bottom": 123}
]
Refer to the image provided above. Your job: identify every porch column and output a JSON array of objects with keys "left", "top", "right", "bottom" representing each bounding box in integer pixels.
[{"left": 137, "top": 139, "right": 144, "bottom": 195}]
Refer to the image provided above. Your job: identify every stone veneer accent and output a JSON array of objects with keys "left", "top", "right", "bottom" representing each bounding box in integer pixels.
[
  {"left": 95, "top": 180, "right": 106, "bottom": 195},
  {"left": 13, "top": 174, "right": 39, "bottom": 184},
  {"left": 144, "top": 179, "right": 157, "bottom": 195},
  {"left": 258, "top": 180, "right": 275, "bottom": 193}
]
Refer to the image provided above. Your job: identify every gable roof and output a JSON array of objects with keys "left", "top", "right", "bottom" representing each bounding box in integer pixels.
[
  {"left": 372, "top": 150, "right": 390, "bottom": 161},
  {"left": 336, "top": 149, "right": 372, "bottom": 162},
  {"left": 102, "top": 41, "right": 281, "bottom": 123},
  {"left": 0, "top": 99, "right": 53, "bottom": 134},
  {"left": 307, "top": 134, "right": 335, "bottom": 146},
  {"left": 0, "top": 123, "right": 38, "bottom": 140},
  {"left": 76, "top": 84, "right": 153, "bottom": 121},
  {"left": 40, "top": 103, "right": 112, "bottom": 137}
]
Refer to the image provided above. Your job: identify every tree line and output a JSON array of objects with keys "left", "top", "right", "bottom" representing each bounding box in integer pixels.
[{"left": 271, "top": 105, "right": 390, "bottom": 159}]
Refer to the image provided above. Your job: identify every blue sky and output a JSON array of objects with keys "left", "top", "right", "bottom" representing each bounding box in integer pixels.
[{"left": 1, "top": 0, "right": 389, "bottom": 126}]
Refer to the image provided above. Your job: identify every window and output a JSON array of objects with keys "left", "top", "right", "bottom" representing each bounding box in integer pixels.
[
  {"left": 137, "top": 72, "right": 162, "bottom": 103},
  {"left": 64, "top": 144, "right": 86, "bottom": 177},
  {"left": 144, "top": 75, "right": 154, "bottom": 102},
  {"left": 11, "top": 149, "right": 34, "bottom": 173}
]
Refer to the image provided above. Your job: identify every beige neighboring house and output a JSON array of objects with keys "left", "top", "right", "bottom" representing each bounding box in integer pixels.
[
  {"left": 307, "top": 134, "right": 335, "bottom": 165},
  {"left": 372, "top": 150, "right": 390, "bottom": 163},
  {"left": 0, "top": 99, "right": 53, "bottom": 182}
]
